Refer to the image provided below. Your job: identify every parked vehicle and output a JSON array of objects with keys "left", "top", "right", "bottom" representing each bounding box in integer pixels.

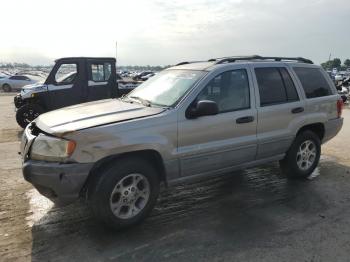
[
  {"left": 132, "top": 71, "right": 154, "bottom": 81},
  {"left": 140, "top": 72, "right": 155, "bottom": 81},
  {"left": 1, "top": 74, "right": 42, "bottom": 92},
  {"left": 336, "top": 77, "right": 350, "bottom": 103},
  {"left": 21, "top": 56, "right": 343, "bottom": 229},
  {"left": 14, "top": 57, "right": 138, "bottom": 128}
]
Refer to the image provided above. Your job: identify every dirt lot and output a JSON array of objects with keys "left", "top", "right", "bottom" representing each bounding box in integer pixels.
[{"left": 0, "top": 94, "right": 350, "bottom": 262}]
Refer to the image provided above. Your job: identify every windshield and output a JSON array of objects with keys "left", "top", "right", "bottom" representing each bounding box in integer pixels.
[{"left": 125, "top": 69, "right": 205, "bottom": 107}]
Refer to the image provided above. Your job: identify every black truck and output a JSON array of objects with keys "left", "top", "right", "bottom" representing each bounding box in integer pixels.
[{"left": 14, "top": 57, "right": 140, "bottom": 128}]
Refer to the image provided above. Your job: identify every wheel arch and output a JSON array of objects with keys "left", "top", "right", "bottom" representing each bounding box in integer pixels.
[
  {"left": 296, "top": 123, "right": 325, "bottom": 141},
  {"left": 81, "top": 149, "right": 167, "bottom": 199},
  {"left": 2, "top": 83, "right": 11, "bottom": 89}
]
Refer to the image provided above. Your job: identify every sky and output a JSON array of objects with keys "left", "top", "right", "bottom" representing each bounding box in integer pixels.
[{"left": 1, "top": 0, "right": 349, "bottom": 66}]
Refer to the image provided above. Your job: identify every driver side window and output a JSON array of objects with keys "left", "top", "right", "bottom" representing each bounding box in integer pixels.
[
  {"left": 54, "top": 64, "right": 77, "bottom": 85},
  {"left": 196, "top": 69, "right": 250, "bottom": 113}
]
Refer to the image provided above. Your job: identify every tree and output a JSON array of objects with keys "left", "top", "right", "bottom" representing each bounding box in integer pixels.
[
  {"left": 321, "top": 58, "right": 342, "bottom": 70},
  {"left": 344, "top": 59, "right": 350, "bottom": 68},
  {"left": 332, "top": 58, "right": 341, "bottom": 69}
]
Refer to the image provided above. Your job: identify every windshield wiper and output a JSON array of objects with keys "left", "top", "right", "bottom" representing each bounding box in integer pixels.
[{"left": 129, "top": 96, "right": 152, "bottom": 107}]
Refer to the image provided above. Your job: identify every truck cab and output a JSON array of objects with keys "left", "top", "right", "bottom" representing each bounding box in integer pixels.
[{"left": 14, "top": 57, "right": 136, "bottom": 128}]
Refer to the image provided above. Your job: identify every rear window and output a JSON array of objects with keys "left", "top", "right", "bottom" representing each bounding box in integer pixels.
[{"left": 293, "top": 67, "right": 333, "bottom": 98}]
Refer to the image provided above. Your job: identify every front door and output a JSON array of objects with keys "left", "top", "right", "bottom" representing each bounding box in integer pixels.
[
  {"left": 86, "top": 60, "right": 117, "bottom": 101},
  {"left": 177, "top": 67, "right": 258, "bottom": 177},
  {"left": 46, "top": 61, "right": 85, "bottom": 110}
]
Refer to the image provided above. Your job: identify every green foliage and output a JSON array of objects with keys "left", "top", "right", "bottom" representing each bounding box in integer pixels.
[
  {"left": 344, "top": 59, "right": 350, "bottom": 67},
  {"left": 321, "top": 58, "right": 350, "bottom": 70}
]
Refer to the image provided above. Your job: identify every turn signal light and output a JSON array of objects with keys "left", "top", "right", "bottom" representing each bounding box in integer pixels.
[{"left": 66, "top": 140, "right": 76, "bottom": 156}]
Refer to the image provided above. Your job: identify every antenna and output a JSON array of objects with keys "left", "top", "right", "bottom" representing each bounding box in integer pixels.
[{"left": 115, "top": 41, "right": 118, "bottom": 66}]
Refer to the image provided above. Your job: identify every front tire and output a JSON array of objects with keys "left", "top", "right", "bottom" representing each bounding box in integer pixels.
[
  {"left": 2, "top": 84, "right": 12, "bottom": 92},
  {"left": 89, "top": 157, "right": 160, "bottom": 230},
  {"left": 280, "top": 130, "right": 321, "bottom": 179},
  {"left": 16, "top": 104, "right": 44, "bottom": 128}
]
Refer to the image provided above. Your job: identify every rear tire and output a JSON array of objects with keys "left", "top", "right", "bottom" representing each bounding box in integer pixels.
[
  {"left": 280, "top": 130, "right": 321, "bottom": 179},
  {"left": 2, "top": 84, "right": 11, "bottom": 92},
  {"left": 88, "top": 157, "right": 160, "bottom": 230},
  {"left": 16, "top": 104, "right": 44, "bottom": 128}
]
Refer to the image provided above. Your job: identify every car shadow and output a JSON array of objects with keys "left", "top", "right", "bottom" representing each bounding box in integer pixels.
[{"left": 29, "top": 159, "right": 350, "bottom": 261}]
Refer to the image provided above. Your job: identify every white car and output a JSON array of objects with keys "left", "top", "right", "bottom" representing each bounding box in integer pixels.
[{"left": 0, "top": 75, "right": 42, "bottom": 92}]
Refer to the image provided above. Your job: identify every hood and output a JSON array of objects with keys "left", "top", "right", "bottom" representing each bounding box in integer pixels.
[
  {"left": 35, "top": 99, "right": 165, "bottom": 136},
  {"left": 21, "top": 83, "right": 47, "bottom": 98}
]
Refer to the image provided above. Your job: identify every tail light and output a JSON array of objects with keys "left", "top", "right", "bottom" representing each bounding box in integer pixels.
[{"left": 337, "top": 98, "right": 343, "bottom": 118}]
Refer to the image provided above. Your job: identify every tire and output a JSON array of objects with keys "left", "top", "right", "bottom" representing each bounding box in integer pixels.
[
  {"left": 88, "top": 157, "right": 160, "bottom": 230},
  {"left": 280, "top": 130, "right": 321, "bottom": 179},
  {"left": 16, "top": 104, "right": 44, "bottom": 128},
  {"left": 2, "top": 84, "right": 11, "bottom": 92}
]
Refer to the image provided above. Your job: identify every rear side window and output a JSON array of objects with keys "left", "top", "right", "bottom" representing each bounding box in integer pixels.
[
  {"left": 255, "top": 67, "right": 299, "bottom": 106},
  {"left": 91, "top": 63, "right": 112, "bottom": 82},
  {"left": 280, "top": 68, "right": 298, "bottom": 101},
  {"left": 293, "top": 67, "right": 333, "bottom": 98}
]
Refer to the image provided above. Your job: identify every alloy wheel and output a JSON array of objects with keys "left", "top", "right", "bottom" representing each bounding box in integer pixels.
[{"left": 109, "top": 173, "right": 150, "bottom": 219}]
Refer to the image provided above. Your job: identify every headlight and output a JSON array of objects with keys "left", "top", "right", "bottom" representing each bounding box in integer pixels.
[{"left": 30, "top": 134, "right": 76, "bottom": 162}]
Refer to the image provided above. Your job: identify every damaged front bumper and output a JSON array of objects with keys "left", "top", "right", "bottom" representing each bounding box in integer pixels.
[{"left": 23, "top": 160, "right": 93, "bottom": 205}]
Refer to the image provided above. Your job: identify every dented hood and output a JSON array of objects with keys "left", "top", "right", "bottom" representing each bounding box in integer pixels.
[{"left": 35, "top": 99, "right": 165, "bottom": 136}]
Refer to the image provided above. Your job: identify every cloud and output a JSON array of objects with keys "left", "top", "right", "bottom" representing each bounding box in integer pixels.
[{"left": 1, "top": 0, "right": 350, "bottom": 65}]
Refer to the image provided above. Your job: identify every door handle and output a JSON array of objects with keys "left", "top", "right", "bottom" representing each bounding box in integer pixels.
[
  {"left": 291, "top": 107, "right": 304, "bottom": 114},
  {"left": 236, "top": 116, "right": 254, "bottom": 124}
]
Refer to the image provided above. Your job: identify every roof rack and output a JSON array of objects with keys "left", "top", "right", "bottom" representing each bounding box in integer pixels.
[
  {"left": 210, "top": 55, "right": 313, "bottom": 64},
  {"left": 175, "top": 55, "right": 313, "bottom": 66},
  {"left": 175, "top": 60, "right": 203, "bottom": 66}
]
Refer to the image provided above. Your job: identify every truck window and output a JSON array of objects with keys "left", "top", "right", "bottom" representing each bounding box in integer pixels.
[
  {"left": 293, "top": 67, "right": 333, "bottom": 98},
  {"left": 255, "top": 67, "right": 299, "bottom": 106},
  {"left": 91, "top": 63, "right": 112, "bottom": 82},
  {"left": 55, "top": 64, "right": 77, "bottom": 84},
  {"left": 197, "top": 69, "right": 250, "bottom": 113}
]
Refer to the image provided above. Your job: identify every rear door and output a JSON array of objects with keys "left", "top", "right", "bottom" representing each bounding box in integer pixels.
[
  {"left": 177, "top": 66, "right": 258, "bottom": 177},
  {"left": 46, "top": 61, "right": 85, "bottom": 110},
  {"left": 251, "top": 64, "right": 305, "bottom": 159},
  {"left": 86, "top": 60, "right": 117, "bottom": 101}
]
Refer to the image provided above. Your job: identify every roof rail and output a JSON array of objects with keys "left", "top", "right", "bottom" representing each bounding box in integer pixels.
[
  {"left": 175, "top": 61, "right": 191, "bottom": 66},
  {"left": 175, "top": 60, "right": 204, "bottom": 66},
  {"left": 211, "top": 55, "right": 313, "bottom": 64},
  {"left": 175, "top": 56, "right": 313, "bottom": 67}
]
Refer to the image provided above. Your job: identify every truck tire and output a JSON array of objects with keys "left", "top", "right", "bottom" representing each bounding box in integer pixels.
[
  {"left": 2, "top": 84, "right": 12, "bottom": 92},
  {"left": 16, "top": 104, "right": 44, "bottom": 128},
  {"left": 88, "top": 157, "right": 160, "bottom": 230},
  {"left": 280, "top": 130, "right": 321, "bottom": 179}
]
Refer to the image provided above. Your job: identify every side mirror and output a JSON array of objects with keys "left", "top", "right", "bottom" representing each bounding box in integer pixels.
[{"left": 187, "top": 100, "right": 219, "bottom": 119}]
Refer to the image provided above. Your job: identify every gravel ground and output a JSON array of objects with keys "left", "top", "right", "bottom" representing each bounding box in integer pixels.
[{"left": 0, "top": 95, "right": 350, "bottom": 262}]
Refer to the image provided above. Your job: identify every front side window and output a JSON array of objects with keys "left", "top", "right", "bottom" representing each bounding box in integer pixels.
[
  {"left": 255, "top": 67, "right": 299, "bottom": 106},
  {"left": 196, "top": 69, "right": 250, "bottom": 113},
  {"left": 91, "top": 63, "right": 112, "bottom": 82},
  {"left": 55, "top": 63, "right": 77, "bottom": 84},
  {"left": 126, "top": 70, "right": 205, "bottom": 107},
  {"left": 293, "top": 67, "right": 333, "bottom": 98}
]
